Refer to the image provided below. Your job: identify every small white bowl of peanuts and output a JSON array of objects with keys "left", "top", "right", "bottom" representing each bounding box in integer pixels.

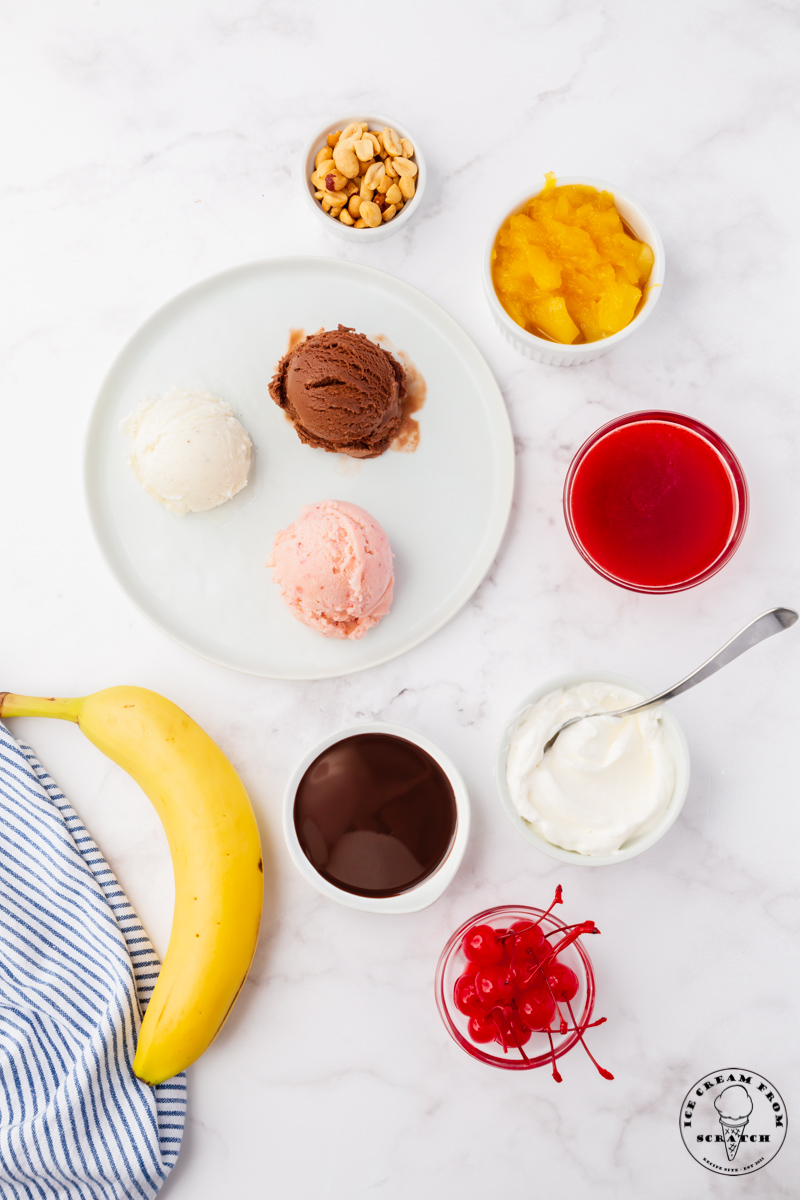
[{"left": 302, "top": 115, "right": 425, "bottom": 241}]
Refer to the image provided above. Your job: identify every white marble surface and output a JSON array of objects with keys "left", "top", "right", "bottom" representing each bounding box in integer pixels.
[{"left": 2, "top": 2, "right": 799, "bottom": 1196}]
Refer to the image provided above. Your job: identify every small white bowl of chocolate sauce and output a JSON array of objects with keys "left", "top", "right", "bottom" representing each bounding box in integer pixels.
[{"left": 283, "top": 723, "right": 470, "bottom": 913}]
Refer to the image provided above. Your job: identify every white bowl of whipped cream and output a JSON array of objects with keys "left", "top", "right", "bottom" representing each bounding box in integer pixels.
[{"left": 496, "top": 671, "right": 690, "bottom": 866}]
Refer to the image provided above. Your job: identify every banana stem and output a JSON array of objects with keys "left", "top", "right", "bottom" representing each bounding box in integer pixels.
[{"left": 0, "top": 693, "right": 81, "bottom": 722}]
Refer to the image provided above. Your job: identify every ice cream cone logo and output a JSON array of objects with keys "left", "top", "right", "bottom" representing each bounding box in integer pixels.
[
  {"left": 714, "top": 1085, "right": 753, "bottom": 1160},
  {"left": 680, "top": 1069, "right": 787, "bottom": 1176}
]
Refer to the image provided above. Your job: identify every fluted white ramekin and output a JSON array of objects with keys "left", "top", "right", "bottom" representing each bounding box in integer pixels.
[{"left": 483, "top": 177, "right": 665, "bottom": 366}]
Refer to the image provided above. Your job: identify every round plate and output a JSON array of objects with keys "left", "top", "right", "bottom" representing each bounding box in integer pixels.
[{"left": 85, "top": 258, "right": 514, "bottom": 679}]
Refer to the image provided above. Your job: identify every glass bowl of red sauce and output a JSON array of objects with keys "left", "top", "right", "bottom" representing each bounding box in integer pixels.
[{"left": 563, "top": 411, "right": 749, "bottom": 593}]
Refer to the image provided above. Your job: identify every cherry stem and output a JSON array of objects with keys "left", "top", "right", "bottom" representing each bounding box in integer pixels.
[
  {"left": 564, "top": 996, "right": 614, "bottom": 1081},
  {"left": 545, "top": 1028, "right": 562, "bottom": 1083},
  {"left": 500, "top": 885, "right": 566, "bottom": 945}
]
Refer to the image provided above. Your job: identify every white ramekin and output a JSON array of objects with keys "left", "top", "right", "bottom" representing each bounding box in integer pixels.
[
  {"left": 483, "top": 177, "right": 665, "bottom": 366},
  {"left": 301, "top": 115, "right": 425, "bottom": 243},
  {"left": 283, "top": 722, "right": 470, "bottom": 912},
  {"left": 495, "top": 670, "right": 690, "bottom": 866}
]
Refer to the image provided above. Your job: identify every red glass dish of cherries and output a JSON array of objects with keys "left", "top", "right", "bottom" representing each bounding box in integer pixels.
[{"left": 435, "top": 887, "right": 612, "bottom": 1080}]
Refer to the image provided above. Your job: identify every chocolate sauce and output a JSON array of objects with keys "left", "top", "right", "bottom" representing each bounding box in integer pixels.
[{"left": 294, "top": 733, "right": 457, "bottom": 898}]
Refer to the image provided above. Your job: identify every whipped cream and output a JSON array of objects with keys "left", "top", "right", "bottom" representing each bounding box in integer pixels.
[{"left": 505, "top": 682, "right": 676, "bottom": 856}]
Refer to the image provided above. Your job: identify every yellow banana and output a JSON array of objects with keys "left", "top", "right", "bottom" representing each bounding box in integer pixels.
[{"left": 0, "top": 686, "right": 263, "bottom": 1085}]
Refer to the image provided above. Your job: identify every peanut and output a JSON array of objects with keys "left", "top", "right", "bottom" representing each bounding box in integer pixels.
[
  {"left": 364, "top": 161, "right": 386, "bottom": 190},
  {"left": 359, "top": 199, "right": 382, "bottom": 228},
  {"left": 312, "top": 122, "right": 419, "bottom": 226},
  {"left": 382, "top": 127, "right": 403, "bottom": 156},
  {"left": 333, "top": 138, "right": 360, "bottom": 178},
  {"left": 393, "top": 156, "right": 417, "bottom": 178},
  {"left": 398, "top": 173, "right": 416, "bottom": 199},
  {"left": 324, "top": 169, "right": 348, "bottom": 192}
]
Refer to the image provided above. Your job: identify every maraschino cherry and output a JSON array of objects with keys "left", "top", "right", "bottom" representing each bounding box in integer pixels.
[{"left": 451, "top": 886, "right": 613, "bottom": 1082}]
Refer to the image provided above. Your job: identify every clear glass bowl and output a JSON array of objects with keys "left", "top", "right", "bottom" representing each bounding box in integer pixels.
[
  {"left": 563, "top": 410, "right": 749, "bottom": 593},
  {"left": 435, "top": 904, "right": 595, "bottom": 1071}
]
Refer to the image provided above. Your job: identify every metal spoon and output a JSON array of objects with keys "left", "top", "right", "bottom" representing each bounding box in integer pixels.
[{"left": 541, "top": 606, "right": 798, "bottom": 755}]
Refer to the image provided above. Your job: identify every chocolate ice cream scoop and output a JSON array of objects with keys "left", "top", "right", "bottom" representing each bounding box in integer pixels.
[{"left": 269, "top": 325, "right": 406, "bottom": 458}]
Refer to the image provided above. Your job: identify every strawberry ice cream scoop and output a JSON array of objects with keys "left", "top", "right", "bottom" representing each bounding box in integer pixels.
[{"left": 268, "top": 500, "right": 394, "bottom": 640}]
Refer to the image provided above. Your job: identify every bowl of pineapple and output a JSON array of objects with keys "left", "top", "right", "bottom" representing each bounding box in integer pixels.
[{"left": 483, "top": 175, "right": 665, "bottom": 366}]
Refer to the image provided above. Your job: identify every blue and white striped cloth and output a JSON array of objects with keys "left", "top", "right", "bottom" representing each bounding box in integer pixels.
[{"left": 0, "top": 720, "right": 186, "bottom": 1199}]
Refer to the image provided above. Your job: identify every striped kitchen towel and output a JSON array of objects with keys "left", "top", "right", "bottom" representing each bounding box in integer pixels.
[{"left": 0, "top": 719, "right": 186, "bottom": 1199}]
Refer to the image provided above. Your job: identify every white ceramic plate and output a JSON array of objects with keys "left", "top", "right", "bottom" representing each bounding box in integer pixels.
[{"left": 85, "top": 258, "right": 514, "bottom": 679}]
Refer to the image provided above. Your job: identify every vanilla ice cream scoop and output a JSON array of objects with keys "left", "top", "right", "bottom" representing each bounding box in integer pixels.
[{"left": 122, "top": 388, "right": 253, "bottom": 515}]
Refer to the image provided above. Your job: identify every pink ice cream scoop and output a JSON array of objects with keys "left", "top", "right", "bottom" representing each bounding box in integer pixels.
[{"left": 268, "top": 499, "right": 394, "bottom": 640}]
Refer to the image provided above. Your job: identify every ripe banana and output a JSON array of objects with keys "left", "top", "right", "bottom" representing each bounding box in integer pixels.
[{"left": 0, "top": 686, "right": 263, "bottom": 1085}]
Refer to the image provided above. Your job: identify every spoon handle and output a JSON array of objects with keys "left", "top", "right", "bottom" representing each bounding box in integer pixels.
[{"left": 616, "top": 606, "right": 798, "bottom": 718}]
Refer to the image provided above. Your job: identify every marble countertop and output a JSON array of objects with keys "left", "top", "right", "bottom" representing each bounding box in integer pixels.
[{"left": 2, "top": 2, "right": 799, "bottom": 1196}]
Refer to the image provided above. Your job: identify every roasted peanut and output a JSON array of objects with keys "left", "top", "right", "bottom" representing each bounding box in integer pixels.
[
  {"left": 312, "top": 123, "right": 419, "bottom": 225},
  {"left": 382, "top": 127, "right": 403, "bottom": 156},
  {"left": 324, "top": 169, "right": 348, "bottom": 192},
  {"left": 359, "top": 199, "right": 382, "bottom": 228},
  {"left": 354, "top": 138, "right": 375, "bottom": 162},
  {"left": 364, "top": 161, "right": 385, "bottom": 190},
  {"left": 333, "top": 138, "right": 360, "bottom": 178},
  {"left": 392, "top": 156, "right": 417, "bottom": 178},
  {"left": 398, "top": 173, "right": 416, "bottom": 199}
]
